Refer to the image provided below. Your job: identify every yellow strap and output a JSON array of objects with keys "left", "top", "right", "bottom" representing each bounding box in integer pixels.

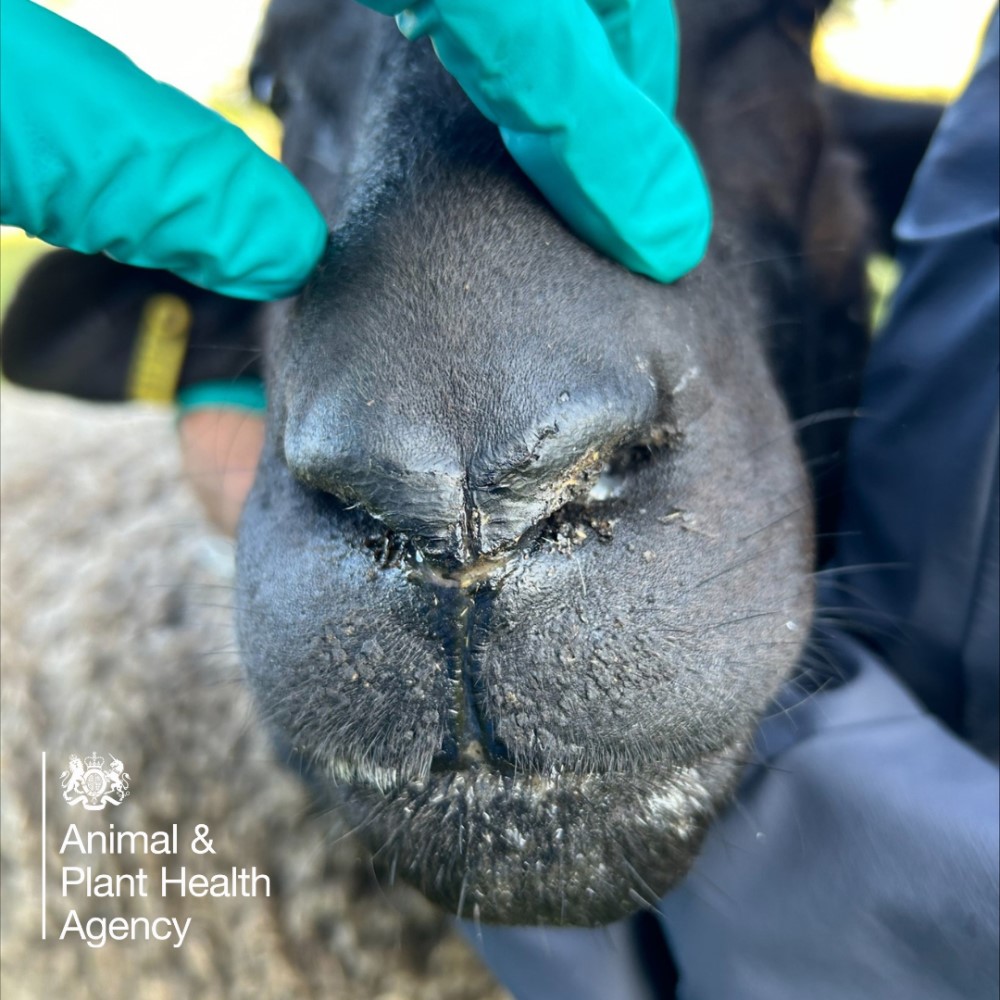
[{"left": 126, "top": 294, "right": 192, "bottom": 403}]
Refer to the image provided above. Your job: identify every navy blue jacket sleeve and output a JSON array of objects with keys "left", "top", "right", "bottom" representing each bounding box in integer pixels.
[{"left": 659, "top": 635, "right": 999, "bottom": 1000}]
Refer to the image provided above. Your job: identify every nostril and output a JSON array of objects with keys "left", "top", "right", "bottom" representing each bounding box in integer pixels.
[
  {"left": 282, "top": 403, "right": 469, "bottom": 556},
  {"left": 469, "top": 421, "right": 677, "bottom": 556}
]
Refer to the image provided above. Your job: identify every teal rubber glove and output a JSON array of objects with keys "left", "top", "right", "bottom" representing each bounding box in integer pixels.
[
  {"left": 360, "top": 0, "right": 712, "bottom": 282},
  {"left": 0, "top": 0, "right": 326, "bottom": 301}
]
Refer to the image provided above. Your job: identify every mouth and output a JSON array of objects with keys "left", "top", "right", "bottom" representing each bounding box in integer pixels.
[
  {"left": 320, "top": 735, "right": 745, "bottom": 926},
  {"left": 238, "top": 424, "right": 812, "bottom": 926}
]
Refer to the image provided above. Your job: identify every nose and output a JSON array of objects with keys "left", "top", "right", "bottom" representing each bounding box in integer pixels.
[
  {"left": 282, "top": 401, "right": 467, "bottom": 562},
  {"left": 282, "top": 370, "right": 659, "bottom": 568}
]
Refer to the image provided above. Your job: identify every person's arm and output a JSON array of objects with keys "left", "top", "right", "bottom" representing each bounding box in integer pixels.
[{"left": 660, "top": 636, "right": 999, "bottom": 1000}]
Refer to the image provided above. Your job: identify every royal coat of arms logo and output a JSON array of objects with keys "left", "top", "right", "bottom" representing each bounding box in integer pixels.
[{"left": 60, "top": 752, "right": 130, "bottom": 810}]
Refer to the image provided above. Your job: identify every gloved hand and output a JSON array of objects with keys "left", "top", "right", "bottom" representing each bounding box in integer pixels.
[
  {"left": 0, "top": 0, "right": 327, "bottom": 301},
  {"left": 360, "top": 0, "right": 712, "bottom": 282}
]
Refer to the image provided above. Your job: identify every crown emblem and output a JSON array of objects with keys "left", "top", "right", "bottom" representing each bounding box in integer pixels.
[{"left": 60, "top": 751, "right": 130, "bottom": 811}]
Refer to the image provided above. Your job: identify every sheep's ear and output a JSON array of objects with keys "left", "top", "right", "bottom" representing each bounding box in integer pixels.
[{"left": 1, "top": 250, "right": 263, "bottom": 404}]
